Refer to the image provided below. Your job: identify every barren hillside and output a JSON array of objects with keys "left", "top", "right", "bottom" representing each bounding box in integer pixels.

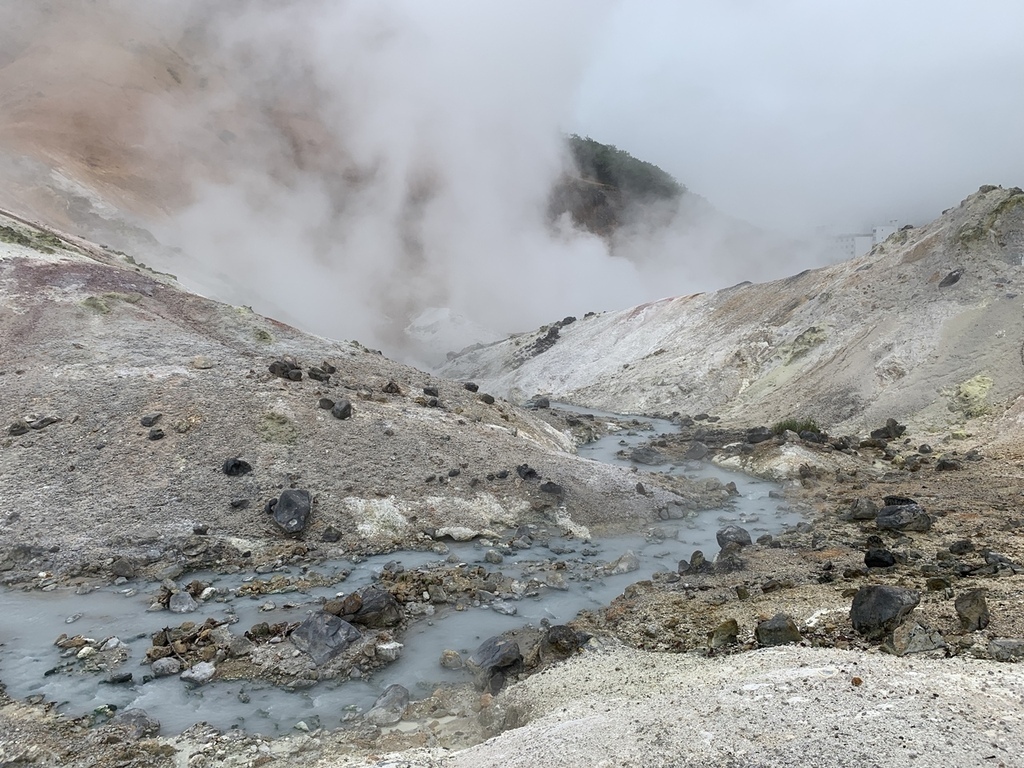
[{"left": 442, "top": 186, "right": 1024, "bottom": 442}]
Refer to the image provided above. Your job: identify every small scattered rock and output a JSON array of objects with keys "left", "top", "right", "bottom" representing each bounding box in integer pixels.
[
  {"left": 467, "top": 635, "right": 522, "bottom": 693},
  {"left": 331, "top": 400, "right": 353, "bottom": 420},
  {"left": 606, "top": 550, "right": 640, "bottom": 575},
  {"left": 463, "top": 382, "right": 479, "bottom": 392},
  {"left": 988, "top": 638, "right": 1024, "bottom": 662},
  {"left": 708, "top": 619, "right": 739, "bottom": 649},
  {"left": 110, "top": 558, "right": 135, "bottom": 578},
  {"left": 955, "top": 589, "right": 990, "bottom": 631},
  {"left": 755, "top": 613, "right": 802, "bottom": 646},
  {"left": 140, "top": 413, "right": 162, "bottom": 427},
  {"left": 222, "top": 457, "right": 253, "bottom": 476},
  {"left": 716, "top": 525, "right": 752, "bottom": 549},
  {"left": 148, "top": 427, "right": 164, "bottom": 441},
  {"left": 180, "top": 662, "right": 216, "bottom": 686},
  {"left": 151, "top": 657, "right": 181, "bottom": 677},
  {"left": 949, "top": 539, "right": 974, "bottom": 555},
  {"left": 848, "top": 497, "right": 879, "bottom": 521},
  {"left": 869, "top": 418, "right": 906, "bottom": 440},
  {"left": 440, "top": 649, "right": 464, "bottom": 669},
  {"left": 865, "top": 548, "right": 896, "bottom": 568},
  {"left": 111, "top": 709, "right": 160, "bottom": 739},
  {"left": 270, "top": 489, "right": 312, "bottom": 534},
  {"left": 348, "top": 587, "right": 402, "bottom": 628},
  {"left": 876, "top": 503, "right": 931, "bottom": 532},
  {"left": 885, "top": 620, "right": 946, "bottom": 656},
  {"left": 168, "top": 592, "right": 198, "bottom": 614},
  {"left": 366, "top": 683, "right": 409, "bottom": 726}
]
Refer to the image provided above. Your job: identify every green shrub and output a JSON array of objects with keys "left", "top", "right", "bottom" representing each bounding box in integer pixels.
[
  {"left": 772, "top": 417, "right": 820, "bottom": 435},
  {"left": 567, "top": 135, "right": 685, "bottom": 200}
]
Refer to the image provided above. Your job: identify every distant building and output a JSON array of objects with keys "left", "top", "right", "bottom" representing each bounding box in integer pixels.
[{"left": 822, "top": 220, "right": 901, "bottom": 262}]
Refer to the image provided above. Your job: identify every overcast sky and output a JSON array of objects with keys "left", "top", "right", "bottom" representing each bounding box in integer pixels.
[{"left": 573, "top": 0, "right": 1024, "bottom": 233}]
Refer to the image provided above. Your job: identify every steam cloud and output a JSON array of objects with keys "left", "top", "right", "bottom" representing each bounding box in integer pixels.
[{"left": 1, "top": 1, "right": 824, "bottom": 367}]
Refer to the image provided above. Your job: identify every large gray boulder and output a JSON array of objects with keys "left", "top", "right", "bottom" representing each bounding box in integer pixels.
[
  {"left": 850, "top": 585, "right": 920, "bottom": 640},
  {"left": 290, "top": 611, "right": 361, "bottom": 665}
]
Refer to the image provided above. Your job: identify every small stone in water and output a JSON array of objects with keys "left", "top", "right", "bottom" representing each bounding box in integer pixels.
[
  {"left": 65, "top": 613, "right": 83, "bottom": 624},
  {"left": 484, "top": 550, "right": 504, "bottom": 564},
  {"left": 376, "top": 641, "right": 403, "bottom": 662},
  {"left": 169, "top": 592, "right": 198, "bottom": 614},
  {"left": 440, "top": 649, "right": 464, "bottom": 669},
  {"left": 260, "top": 601, "right": 276, "bottom": 612},
  {"left": 492, "top": 601, "right": 517, "bottom": 616},
  {"left": 151, "top": 657, "right": 181, "bottom": 677},
  {"left": 180, "top": 661, "right": 216, "bottom": 686},
  {"left": 77, "top": 646, "right": 96, "bottom": 659}
]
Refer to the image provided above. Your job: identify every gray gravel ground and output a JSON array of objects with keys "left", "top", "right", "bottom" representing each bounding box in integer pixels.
[{"left": 320, "top": 643, "right": 1024, "bottom": 768}]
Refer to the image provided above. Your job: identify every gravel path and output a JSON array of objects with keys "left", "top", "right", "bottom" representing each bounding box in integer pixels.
[{"left": 324, "top": 643, "right": 1024, "bottom": 768}]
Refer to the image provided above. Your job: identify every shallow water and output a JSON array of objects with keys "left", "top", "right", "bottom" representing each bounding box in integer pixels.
[{"left": 0, "top": 405, "right": 800, "bottom": 734}]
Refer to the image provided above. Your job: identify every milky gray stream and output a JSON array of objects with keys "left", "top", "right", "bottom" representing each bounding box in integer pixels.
[{"left": 0, "top": 406, "right": 801, "bottom": 735}]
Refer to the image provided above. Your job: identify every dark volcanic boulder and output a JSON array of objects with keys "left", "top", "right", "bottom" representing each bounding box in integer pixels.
[
  {"left": 348, "top": 587, "right": 402, "bottom": 628},
  {"left": 870, "top": 418, "right": 906, "bottom": 440},
  {"left": 850, "top": 585, "right": 920, "bottom": 640},
  {"left": 290, "top": 612, "right": 361, "bottom": 665},
  {"left": 467, "top": 635, "right": 522, "bottom": 693},
  {"left": 271, "top": 489, "right": 312, "bottom": 534},
  {"left": 746, "top": 426, "right": 774, "bottom": 444},
  {"left": 539, "top": 624, "right": 584, "bottom": 662},
  {"left": 876, "top": 503, "right": 932, "bottom": 532},
  {"left": 716, "top": 525, "right": 752, "bottom": 549},
  {"left": 848, "top": 497, "right": 879, "bottom": 521},
  {"left": 222, "top": 457, "right": 253, "bottom": 476},
  {"left": 865, "top": 548, "right": 896, "bottom": 568},
  {"left": 331, "top": 399, "right": 353, "bottom": 420}
]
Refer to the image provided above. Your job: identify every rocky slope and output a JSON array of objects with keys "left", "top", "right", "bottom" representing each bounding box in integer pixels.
[
  {"left": 0, "top": 209, "right": 725, "bottom": 585},
  {"left": 442, "top": 186, "right": 1024, "bottom": 440}
]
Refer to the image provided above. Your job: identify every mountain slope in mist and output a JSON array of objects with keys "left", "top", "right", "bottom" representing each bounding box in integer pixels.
[
  {"left": 1, "top": 207, "right": 736, "bottom": 580},
  {"left": 0, "top": 1, "right": 824, "bottom": 367},
  {"left": 441, "top": 186, "right": 1024, "bottom": 440}
]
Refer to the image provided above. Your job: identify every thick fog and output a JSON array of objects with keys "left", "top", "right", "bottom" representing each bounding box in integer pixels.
[
  {"left": 575, "top": 0, "right": 1024, "bottom": 232},
  {"left": 3, "top": 2, "right": 1022, "bottom": 365}
]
